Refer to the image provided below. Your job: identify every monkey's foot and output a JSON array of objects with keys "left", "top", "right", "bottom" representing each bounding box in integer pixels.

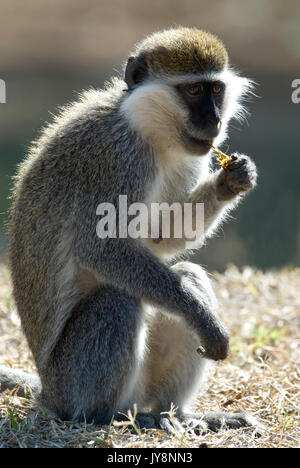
[
  {"left": 180, "top": 411, "right": 263, "bottom": 435},
  {"left": 114, "top": 412, "right": 185, "bottom": 435},
  {"left": 114, "top": 410, "right": 262, "bottom": 436}
]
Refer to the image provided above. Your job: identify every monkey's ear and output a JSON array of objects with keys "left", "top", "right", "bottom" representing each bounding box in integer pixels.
[{"left": 125, "top": 56, "right": 148, "bottom": 90}]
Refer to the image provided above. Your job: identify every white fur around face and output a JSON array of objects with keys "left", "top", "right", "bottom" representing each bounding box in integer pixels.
[
  {"left": 219, "top": 68, "right": 254, "bottom": 126},
  {"left": 120, "top": 81, "right": 188, "bottom": 161},
  {"left": 120, "top": 68, "right": 253, "bottom": 164}
]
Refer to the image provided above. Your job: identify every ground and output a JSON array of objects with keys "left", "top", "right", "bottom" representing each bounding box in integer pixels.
[{"left": 0, "top": 262, "right": 299, "bottom": 448}]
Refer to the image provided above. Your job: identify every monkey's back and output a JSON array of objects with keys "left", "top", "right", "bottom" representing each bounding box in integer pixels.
[
  {"left": 8, "top": 80, "right": 137, "bottom": 368},
  {"left": 9, "top": 130, "right": 86, "bottom": 368}
]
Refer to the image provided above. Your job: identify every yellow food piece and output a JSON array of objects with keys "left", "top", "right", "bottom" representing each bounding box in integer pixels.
[{"left": 209, "top": 144, "right": 232, "bottom": 169}]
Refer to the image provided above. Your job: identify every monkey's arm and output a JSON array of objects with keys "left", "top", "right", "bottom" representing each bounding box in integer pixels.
[
  {"left": 74, "top": 209, "right": 228, "bottom": 361},
  {"left": 153, "top": 154, "right": 257, "bottom": 251},
  {"left": 192, "top": 153, "right": 257, "bottom": 231},
  {"left": 187, "top": 154, "right": 257, "bottom": 237},
  {"left": 185, "top": 171, "right": 238, "bottom": 237}
]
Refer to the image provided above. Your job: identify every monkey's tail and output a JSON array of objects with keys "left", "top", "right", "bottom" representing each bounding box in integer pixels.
[{"left": 0, "top": 366, "right": 41, "bottom": 398}]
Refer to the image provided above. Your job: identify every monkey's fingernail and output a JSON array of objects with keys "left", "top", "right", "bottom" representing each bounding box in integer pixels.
[{"left": 197, "top": 346, "right": 206, "bottom": 355}]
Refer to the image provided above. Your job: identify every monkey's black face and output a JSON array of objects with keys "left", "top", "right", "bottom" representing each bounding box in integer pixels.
[{"left": 176, "top": 80, "right": 225, "bottom": 155}]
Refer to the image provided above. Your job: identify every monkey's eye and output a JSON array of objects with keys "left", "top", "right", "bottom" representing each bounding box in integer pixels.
[
  {"left": 212, "top": 83, "right": 222, "bottom": 94},
  {"left": 186, "top": 83, "right": 204, "bottom": 96}
]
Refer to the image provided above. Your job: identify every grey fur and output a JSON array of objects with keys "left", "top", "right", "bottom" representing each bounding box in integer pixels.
[
  {"left": 0, "top": 366, "right": 40, "bottom": 397},
  {"left": 1, "top": 29, "right": 258, "bottom": 431}
]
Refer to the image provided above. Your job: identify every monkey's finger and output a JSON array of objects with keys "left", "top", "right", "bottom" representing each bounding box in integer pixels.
[
  {"left": 197, "top": 345, "right": 206, "bottom": 356},
  {"left": 227, "top": 155, "right": 247, "bottom": 171},
  {"left": 159, "top": 416, "right": 185, "bottom": 435}
]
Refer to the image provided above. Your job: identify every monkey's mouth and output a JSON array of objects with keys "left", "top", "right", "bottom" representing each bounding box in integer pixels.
[
  {"left": 185, "top": 135, "right": 213, "bottom": 155},
  {"left": 192, "top": 137, "right": 213, "bottom": 147}
]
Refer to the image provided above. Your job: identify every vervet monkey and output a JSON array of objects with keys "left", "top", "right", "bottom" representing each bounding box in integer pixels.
[{"left": 0, "top": 27, "right": 257, "bottom": 432}]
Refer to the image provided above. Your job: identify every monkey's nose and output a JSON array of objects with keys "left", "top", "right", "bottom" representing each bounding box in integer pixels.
[
  {"left": 204, "top": 118, "right": 221, "bottom": 138},
  {"left": 208, "top": 117, "right": 221, "bottom": 129}
]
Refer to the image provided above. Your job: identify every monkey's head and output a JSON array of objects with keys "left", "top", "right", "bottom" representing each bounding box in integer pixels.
[{"left": 121, "top": 27, "right": 252, "bottom": 159}]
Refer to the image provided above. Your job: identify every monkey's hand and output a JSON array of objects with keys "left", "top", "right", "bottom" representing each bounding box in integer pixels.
[
  {"left": 216, "top": 153, "right": 257, "bottom": 201},
  {"left": 175, "top": 262, "right": 229, "bottom": 361},
  {"left": 192, "top": 314, "right": 229, "bottom": 361}
]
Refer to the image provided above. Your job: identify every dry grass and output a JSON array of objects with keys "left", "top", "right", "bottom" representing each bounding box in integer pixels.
[{"left": 0, "top": 262, "right": 299, "bottom": 448}]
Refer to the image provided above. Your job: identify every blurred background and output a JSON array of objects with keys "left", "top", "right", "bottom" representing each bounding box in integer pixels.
[{"left": 0, "top": 0, "right": 299, "bottom": 271}]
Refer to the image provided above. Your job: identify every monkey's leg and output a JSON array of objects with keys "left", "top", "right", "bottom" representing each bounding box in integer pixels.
[
  {"left": 143, "top": 312, "right": 258, "bottom": 433},
  {"left": 142, "top": 261, "right": 217, "bottom": 415},
  {"left": 143, "top": 309, "right": 209, "bottom": 415},
  {"left": 142, "top": 262, "right": 259, "bottom": 433},
  {"left": 40, "top": 285, "right": 147, "bottom": 424}
]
